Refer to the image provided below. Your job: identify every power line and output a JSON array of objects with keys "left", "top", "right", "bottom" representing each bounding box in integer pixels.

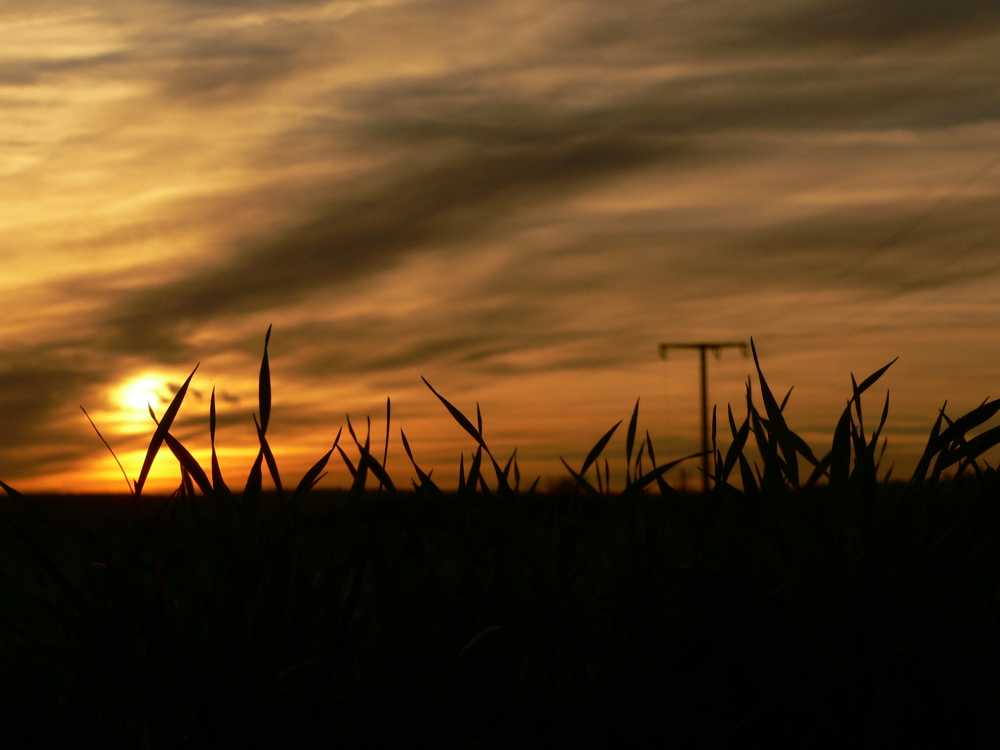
[{"left": 658, "top": 340, "right": 749, "bottom": 492}]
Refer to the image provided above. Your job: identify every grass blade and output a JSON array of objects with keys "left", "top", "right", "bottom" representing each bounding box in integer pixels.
[
  {"left": 422, "top": 377, "right": 482, "bottom": 446},
  {"left": 253, "top": 412, "right": 283, "bottom": 497},
  {"left": 379, "top": 397, "right": 391, "bottom": 493},
  {"left": 362, "top": 452, "right": 396, "bottom": 493},
  {"left": 502, "top": 449, "right": 517, "bottom": 482},
  {"left": 779, "top": 387, "right": 794, "bottom": 412},
  {"left": 346, "top": 414, "right": 371, "bottom": 494},
  {"left": 259, "top": 324, "right": 272, "bottom": 434},
  {"left": 146, "top": 404, "right": 212, "bottom": 497},
  {"left": 631, "top": 451, "right": 706, "bottom": 493},
  {"left": 911, "top": 402, "right": 947, "bottom": 483},
  {"left": 855, "top": 357, "right": 899, "bottom": 398},
  {"left": 625, "top": 398, "right": 640, "bottom": 485},
  {"left": 135, "top": 363, "right": 199, "bottom": 496},
  {"left": 938, "top": 424, "right": 1000, "bottom": 472},
  {"left": 293, "top": 427, "right": 342, "bottom": 501},
  {"left": 337, "top": 445, "right": 358, "bottom": 480},
  {"left": 244, "top": 449, "right": 264, "bottom": 496},
  {"left": 161, "top": 431, "right": 213, "bottom": 496},
  {"left": 830, "top": 404, "right": 852, "bottom": 488},
  {"left": 209, "top": 387, "right": 229, "bottom": 494},
  {"left": 805, "top": 450, "right": 832, "bottom": 489},
  {"left": 466, "top": 445, "right": 483, "bottom": 494},
  {"left": 644, "top": 431, "right": 671, "bottom": 495},
  {"left": 580, "top": 421, "right": 622, "bottom": 478},
  {"left": 401, "top": 428, "right": 439, "bottom": 492},
  {"left": 722, "top": 416, "right": 751, "bottom": 481},
  {"left": 80, "top": 406, "right": 133, "bottom": 494},
  {"left": 559, "top": 457, "right": 599, "bottom": 496}
]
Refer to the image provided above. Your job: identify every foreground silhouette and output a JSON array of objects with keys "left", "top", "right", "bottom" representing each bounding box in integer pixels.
[{"left": 3, "top": 330, "right": 1000, "bottom": 748}]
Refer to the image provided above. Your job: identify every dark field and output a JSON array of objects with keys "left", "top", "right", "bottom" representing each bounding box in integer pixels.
[
  {"left": 6, "top": 332, "right": 1000, "bottom": 747},
  {"left": 4, "top": 483, "right": 1000, "bottom": 748}
]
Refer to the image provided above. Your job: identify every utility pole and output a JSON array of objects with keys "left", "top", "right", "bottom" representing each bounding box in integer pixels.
[{"left": 658, "top": 341, "right": 749, "bottom": 492}]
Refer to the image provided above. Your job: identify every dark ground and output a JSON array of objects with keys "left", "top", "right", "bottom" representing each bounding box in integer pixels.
[{"left": 2, "top": 485, "right": 1000, "bottom": 748}]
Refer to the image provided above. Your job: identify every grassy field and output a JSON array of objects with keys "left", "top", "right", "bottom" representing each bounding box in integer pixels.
[{"left": 4, "top": 330, "right": 1000, "bottom": 747}]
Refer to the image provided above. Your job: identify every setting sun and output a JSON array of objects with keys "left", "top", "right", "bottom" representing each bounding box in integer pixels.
[{"left": 117, "top": 375, "right": 167, "bottom": 415}]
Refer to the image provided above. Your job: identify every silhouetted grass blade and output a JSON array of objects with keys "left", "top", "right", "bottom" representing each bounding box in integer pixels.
[
  {"left": 875, "top": 437, "right": 889, "bottom": 473},
  {"left": 634, "top": 438, "right": 646, "bottom": 479},
  {"left": 362, "top": 452, "right": 396, "bottom": 493},
  {"left": 400, "top": 428, "right": 439, "bottom": 492},
  {"left": 245, "top": 450, "right": 264, "bottom": 497},
  {"left": 912, "top": 402, "right": 947, "bottom": 483},
  {"left": 939, "top": 424, "right": 1000, "bottom": 471},
  {"left": 723, "top": 416, "right": 751, "bottom": 481},
  {"left": 163, "top": 432, "right": 213, "bottom": 496},
  {"left": 259, "top": 324, "right": 272, "bottom": 434},
  {"left": 0, "top": 479, "right": 21, "bottom": 496},
  {"left": 830, "top": 405, "right": 852, "bottom": 488},
  {"left": 866, "top": 391, "right": 891, "bottom": 468},
  {"left": 356, "top": 416, "right": 373, "bottom": 493},
  {"left": 750, "top": 339, "right": 803, "bottom": 486},
  {"left": 855, "top": 356, "right": 899, "bottom": 398},
  {"left": 135, "top": 363, "right": 198, "bottom": 496},
  {"left": 253, "top": 412, "right": 283, "bottom": 497},
  {"left": 293, "top": 427, "right": 341, "bottom": 501},
  {"left": 345, "top": 415, "right": 370, "bottom": 494},
  {"left": 559, "top": 457, "right": 599, "bottom": 496},
  {"left": 935, "top": 398, "right": 1000, "bottom": 451},
  {"left": 336, "top": 445, "right": 357, "bottom": 480},
  {"left": 80, "top": 405, "right": 133, "bottom": 494},
  {"left": 502, "top": 449, "right": 517, "bottom": 482},
  {"left": 421, "top": 377, "right": 482, "bottom": 445},
  {"left": 181, "top": 467, "right": 195, "bottom": 497},
  {"left": 805, "top": 450, "right": 833, "bottom": 489},
  {"left": 467, "top": 446, "right": 483, "bottom": 494},
  {"left": 209, "top": 387, "right": 229, "bottom": 494},
  {"left": 644, "top": 431, "right": 671, "bottom": 495},
  {"left": 146, "top": 405, "right": 212, "bottom": 495},
  {"left": 625, "top": 398, "right": 639, "bottom": 484},
  {"left": 850, "top": 373, "right": 866, "bottom": 439},
  {"left": 631, "top": 452, "right": 705, "bottom": 492},
  {"left": 487, "top": 451, "right": 512, "bottom": 495},
  {"left": 779, "top": 387, "right": 794, "bottom": 412},
  {"left": 580, "top": 421, "right": 622, "bottom": 478},
  {"left": 379, "top": 397, "right": 391, "bottom": 493}
]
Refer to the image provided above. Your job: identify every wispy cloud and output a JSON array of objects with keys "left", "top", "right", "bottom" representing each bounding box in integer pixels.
[{"left": 2, "top": 0, "right": 1000, "bottom": 488}]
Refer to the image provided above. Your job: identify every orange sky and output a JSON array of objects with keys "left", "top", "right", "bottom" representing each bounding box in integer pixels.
[{"left": 2, "top": 1, "right": 1000, "bottom": 493}]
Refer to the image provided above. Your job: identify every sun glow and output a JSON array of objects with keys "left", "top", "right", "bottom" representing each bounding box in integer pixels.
[{"left": 117, "top": 375, "right": 167, "bottom": 415}]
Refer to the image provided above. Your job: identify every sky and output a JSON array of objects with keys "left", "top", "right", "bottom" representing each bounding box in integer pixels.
[{"left": 2, "top": 0, "right": 1000, "bottom": 492}]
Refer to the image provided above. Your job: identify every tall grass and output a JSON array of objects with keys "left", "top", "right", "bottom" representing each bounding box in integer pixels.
[
  {"left": 4, "top": 328, "right": 1000, "bottom": 747},
  {"left": 8, "top": 328, "right": 987, "bottom": 502}
]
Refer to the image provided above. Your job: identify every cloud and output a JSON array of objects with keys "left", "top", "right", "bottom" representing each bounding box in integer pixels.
[
  {"left": 744, "top": 0, "right": 1000, "bottom": 51},
  {"left": 4, "top": 0, "right": 1000, "bottom": 487}
]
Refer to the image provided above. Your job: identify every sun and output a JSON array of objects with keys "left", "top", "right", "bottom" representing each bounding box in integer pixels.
[{"left": 117, "top": 375, "right": 166, "bottom": 415}]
